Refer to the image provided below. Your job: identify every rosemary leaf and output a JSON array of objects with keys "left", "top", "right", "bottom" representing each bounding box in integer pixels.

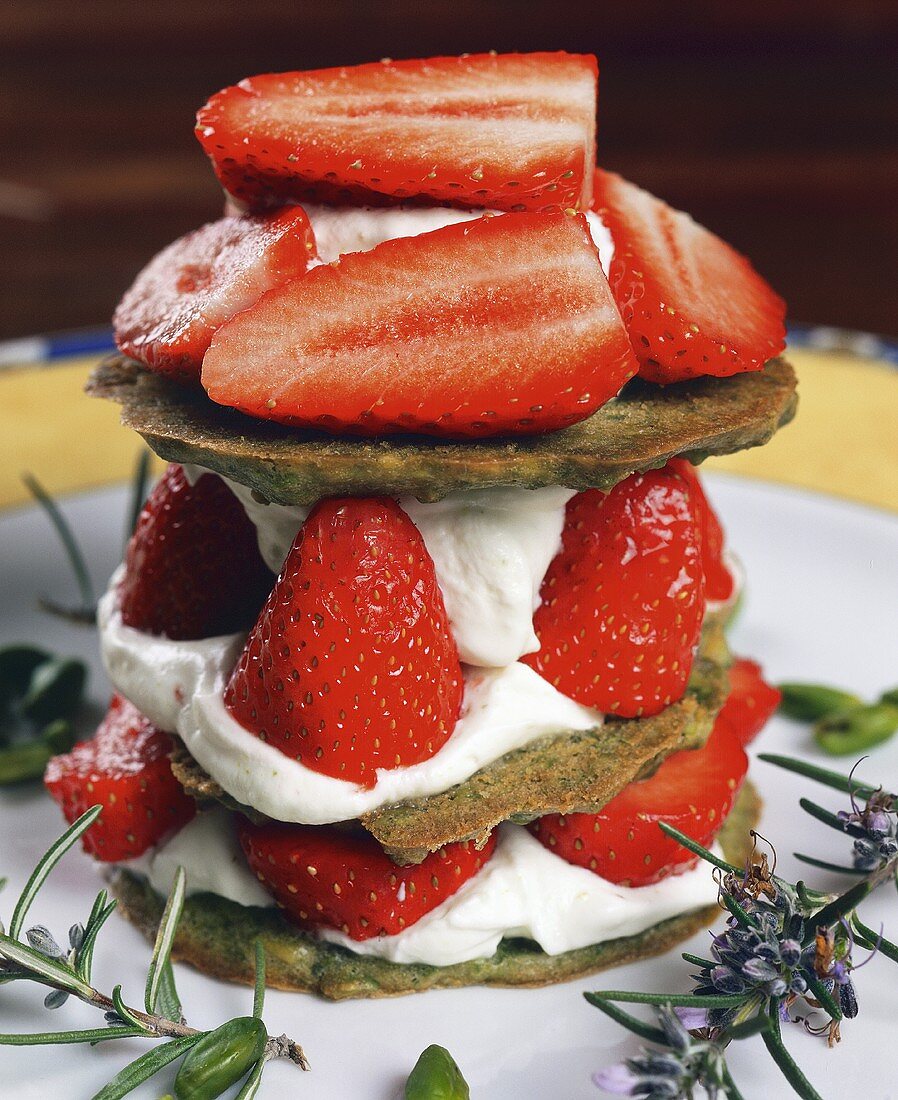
[
  {"left": 235, "top": 1057, "right": 266, "bottom": 1100},
  {"left": 112, "top": 984, "right": 151, "bottom": 1034},
  {"left": 758, "top": 754, "right": 883, "bottom": 801},
  {"left": 852, "top": 915, "right": 898, "bottom": 963},
  {"left": 799, "top": 797, "right": 866, "bottom": 837},
  {"left": 807, "top": 881, "right": 871, "bottom": 942},
  {"left": 252, "top": 940, "right": 266, "bottom": 1019},
  {"left": 91, "top": 1033, "right": 202, "bottom": 1100},
  {"left": 0, "top": 1027, "right": 142, "bottom": 1046},
  {"left": 124, "top": 449, "right": 152, "bottom": 550},
  {"left": 680, "top": 952, "right": 716, "bottom": 969},
  {"left": 725, "top": 1013, "right": 771, "bottom": 1041},
  {"left": 77, "top": 900, "right": 118, "bottom": 983},
  {"left": 583, "top": 993, "right": 667, "bottom": 1044},
  {"left": 145, "top": 866, "right": 186, "bottom": 1015},
  {"left": 22, "top": 472, "right": 95, "bottom": 619},
  {"left": 805, "top": 974, "right": 842, "bottom": 1021},
  {"left": 793, "top": 853, "right": 867, "bottom": 875},
  {"left": 9, "top": 805, "right": 102, "bottom": 939},
  {"left": 657, "top": 822, "right": 740, "bottom": 873},
  {"left": 586, "top": 990, "right": 746, "bottom": 1009},
  {"left": 0, "top": 935, "right": 93, "bottom": 998},
  {"left": 721, "top": 1063, "right": 749, "bottom": 1100},
  {"left": 761, "top": 1004, "right": 824, "bottom": 1100},
  {"left": 720, "top": 890, "right": 754, "bottom": 928},
  {"left": 154, "top": 962, "right": 184, "bottom": 1026}
]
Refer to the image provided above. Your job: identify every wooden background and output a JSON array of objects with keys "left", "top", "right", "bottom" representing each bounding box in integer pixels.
[{"left": 2, "top": 0, "right": 897, "bottom": 340}]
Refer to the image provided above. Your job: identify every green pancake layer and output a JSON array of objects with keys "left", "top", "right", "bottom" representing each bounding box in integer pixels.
[
  {"left": 88, "top": 356, "right": 796, "bottom": 504},
  {"left": 110, "top": 781, "right": 759, "bottom": 1001},
  {"left": 169, "top": 620, "right": 730, "bottom": 865}
]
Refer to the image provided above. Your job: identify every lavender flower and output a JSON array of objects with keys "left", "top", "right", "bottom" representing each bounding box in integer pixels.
[{"left": 837, "top": 785, "right": 898, "bottom": 871}]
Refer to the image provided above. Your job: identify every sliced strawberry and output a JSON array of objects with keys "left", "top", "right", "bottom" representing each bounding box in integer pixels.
[
  {"left": 113, "top": 208, "right": 316, "bottom": 382},
  {"left": 202, "top": 211, "right": 637, "bottom": 438},
  {"left": 119, "top": 464, "right": 275, "bottom": 641},
  {"left": 593, "top": 169, "right": 786, "bottom": 384},
  {"left": 523, "top": 466, "right": 705, "bottom": 717},
  {"left": 529, "top": 703, "right": 748, "bottom": 886},
  {"left": 718, "top": 657, "right": 781, "bottom": 746},
  {"left": 667, "top": 459, "right": 734, "bottom": 603},
  {"left": 196, "top": 53, "right": 597, "bottom": 213},
  {"left": 224, "top": 497, "right": 463, "bottom": 786},
  {"left": 44, "top": 694, "right": 195, "bottom": 862},
  {"left": 238, "top": 820, "right": 495, "bottom": 940}
]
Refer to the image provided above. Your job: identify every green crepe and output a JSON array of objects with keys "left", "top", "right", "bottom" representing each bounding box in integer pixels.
[{"left": 110, "top": 782, "right": 759, "bottom": 1001}]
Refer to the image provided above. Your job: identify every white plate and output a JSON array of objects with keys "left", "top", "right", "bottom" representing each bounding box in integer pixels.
[{"left": 2, "top": 474, "right": 897, "bottom": 1100}]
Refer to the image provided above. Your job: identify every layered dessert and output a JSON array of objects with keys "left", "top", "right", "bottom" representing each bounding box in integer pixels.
[{"left": 46, "top": 52, "right": 793, "bottom": 998}]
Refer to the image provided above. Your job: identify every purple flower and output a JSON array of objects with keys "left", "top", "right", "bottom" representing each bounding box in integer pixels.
[{"left": 592, "top": 1063, "right": 639, "bottom": 1095}]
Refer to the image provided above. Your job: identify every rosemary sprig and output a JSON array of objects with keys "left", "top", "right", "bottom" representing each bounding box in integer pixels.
[
  {"left": 0, "top": 807, "right": 308, "bottom": 1097},
  {"left": 589, "top": 755, "right": 898, "bottom": 1099}
]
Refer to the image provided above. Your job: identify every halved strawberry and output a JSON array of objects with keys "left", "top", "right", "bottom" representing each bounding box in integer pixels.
[
  {"left": 667, "top": 458, "right": 734, "bottom": 603},
  {"left": 718, "top": 657, "right": 781, "bottom": 746},
  {"left": 593, "top": 169, "right": 786, "bottom": 383},
  {"left": 238, "top": 819, "right": 496, "bottom": 940},
  {"left": 224, "top": 497, "right": 463, "bottom": 786},
  {"left": 120, "top": 464, "right": 275, "bottom": 641},
  {"left": 44, "top": 694, "right": 195, "bottom": 862},
  {"left": 523, "top": 465, "right": 705, "bottom": 717},
  {"left": 202, "top": 211, "right": 638, "bottom": 438},
  {"left": 529, "top": 701, "right": 748, "bottom": 886},
  {"left": 196, "top": 53, "right": 597, "bottom": 212},
  {"left": 113, "top": 208, "right": 316, "bottom": 382}
]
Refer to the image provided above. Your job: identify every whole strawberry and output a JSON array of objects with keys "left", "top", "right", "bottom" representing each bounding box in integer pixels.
[
  {"left": 523, "top": 465, "right": 705, "bottom": 717},
  {"left": 119, "top": 464, "right": 275, "bottom": 641},
  {"left": 238, "top": 820, "right": 496, "bottom": 939},
  {"left": 44, "top": 694, "right": 195, "bottom": 861},
  {"left": 224, "top": 497, "right": 464, "bottom": 786}
]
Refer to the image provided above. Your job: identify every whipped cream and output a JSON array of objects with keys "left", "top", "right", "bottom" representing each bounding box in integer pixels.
[
  {"left": 99, "top": 581, "right": 602, "bottom": 824},
  {"left": 210, "top": 470, "right": 574, "bottom": 668},
  {"left": 124, "top": 811, "right": 718, "bottom": 967},
  {"left": 301, "top": 201, "right": 615, "bottom": 276}
]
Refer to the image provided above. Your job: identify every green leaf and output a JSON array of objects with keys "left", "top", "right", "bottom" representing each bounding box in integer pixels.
[
  {"left": 721, "top": 1063, "right": 748, "bottom": 1100},
  {"left": 757, "top": 753, "right": 883, "bottom": 801},
  {"left": 777, "top": 683, "right": 863, "bottom": 722},
  {"left": 252, "top": 940, "right": 266, "bottom": 1019},
  {"left": 77, "top": 899, "right": 117, "bottom": 983},
  {"left": 125, "top": 449, "right": 152, "bottom": 550},
  {"left": 793, "top": 853, "right": 866, "bottom": 876},
  {"left": 720, "top": 890, "right": 754, "bottom": 929},
  {"left": 9, "top": 804, "right": 102, "bottom": 939},
  {"left": 145, "top": 866, "right": 185, "bottom": 1015},
  {"left": 0, "top": 934, "right": 93, "bottom": 998},
  {"left": 583, "top": 993, "right": 667, "bottom": 1043},
  {"left": 584, "top": 990, "right": 746, "bottom": 1009},
  {"left": 113, "top": 984, "right": 151, "bottom": 1034},
  {"left": 807, "top": 881, "right": 871, "bottom": 941},
  {"left": 814, "top": 703, "right": 898, "bottom": 756},
  {"left": 761, "top": 1004, "right": 824, "bottom": 1100},
  {"left": 22, "top": 472, "right": 95, "bottom": 618},
  {"left": 235, "top": 1059, "right": 266, "bottom": 1100},
  {"left": 681, "top": 952, "right": 715, "bottom": 969},
  {"left": 91, "top": 1034, "right": 201, "bottom": 1100},
  {"left": 853, "top": 915, "right": 898, "bottom": 964},
  {"left": 657, "top": 822, "right": 740, "bottom": 873},
  {"left": 0, "top": 1027, "right": 142, "bottom": 1045},
  {"left": 20, "top": 657, "right": 86, "bottom": 725},
  {"left": 799, "top": 797, "right": 864, "bottom": 837},
  {"left": 725, "top": 1013, "right": 772, "bottom": 1041},
  {"left": 0, "top": 741, "right": 54, "bottom": 786},
  {"left": 154, "top": 962, "right": 183, "bottom": 1025},
  {"left": 805, "top": 974, "right": 842, "bottom": 1021}
]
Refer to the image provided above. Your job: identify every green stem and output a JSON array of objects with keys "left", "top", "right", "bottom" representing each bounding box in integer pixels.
[
  {"left": 761, "top": 1004, "right": 824, "bottom": 1100},
  {"left": 22, "top": 472, "right": 95, "bottom": 617}
]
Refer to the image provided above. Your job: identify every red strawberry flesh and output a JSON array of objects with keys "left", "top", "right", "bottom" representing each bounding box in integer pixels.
[
  {"left": 224, "top": 497, "right": 464, "bottom": 786},
  {"left": 238, "top": 820, "right": 496, "bottom": 940},
  {"left": 202, "top": 211, "right": 638, "bottom": 438},
  {"left": 196, "top": 52, "right": 597, "bottom": 212},
  {"left": 594, "top": 169, "right": 786, "bottom": 383},
  {"left": 529, "top": 698, "right": 748, "bottom": 886},
  {"left": 119, "top": 464, "right": 275, "bottom": 641},
  {"left": 523, "top": 465, "right": 705, "bottom": 717},
  {"left": 718, "top": 657, "right": 782, "bottom": 746},
  {"left": 668, "top": 458, "right": 734, "bottom": 603},
  {"left": 44, "top": 695, "right": 195, "bottom": 862},
  {"left": 113, "top": 208, "right": 316, "bottom": 382}
]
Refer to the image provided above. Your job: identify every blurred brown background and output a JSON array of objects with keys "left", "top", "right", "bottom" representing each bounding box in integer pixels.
[{"left": 2, "top": 0, "right": 897, "bottom": 341}]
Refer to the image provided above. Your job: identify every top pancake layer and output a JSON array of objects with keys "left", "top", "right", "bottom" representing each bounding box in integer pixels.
[{"left": 88, "top": 356, "right": 797, "bottom": 505}]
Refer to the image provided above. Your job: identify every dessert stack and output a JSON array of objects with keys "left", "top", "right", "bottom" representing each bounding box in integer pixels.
[{"left": 45, "top": 53, "right": 795, "bottom": 999}]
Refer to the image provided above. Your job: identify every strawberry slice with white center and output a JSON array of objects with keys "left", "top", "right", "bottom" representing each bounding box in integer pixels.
[
  {"left": 523, "top": 464, "right": 705, "bottom": 717},
  {"left": 238, "top": 820, "right": 496, "bottom": 940},
  {"left": 44, "top": 695, "right": 195, "bottom": 862},
  {"left": 593, "top": 169, "right": 786, "bottom": 383},
  {"left": 196, "top": 52, "right": 597, "bottom": 212},
  {"left": 120, "top": 464, "right": 275, "bottom": 641},
  {"left": 202, "top": 211, "right": 638, "bottom": 438},
  {"left": 113, "top": 208, "right": 316, "bottom": 382},
  {"left": 224, "top": 497, "right": 464, "bottom": 786}
]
